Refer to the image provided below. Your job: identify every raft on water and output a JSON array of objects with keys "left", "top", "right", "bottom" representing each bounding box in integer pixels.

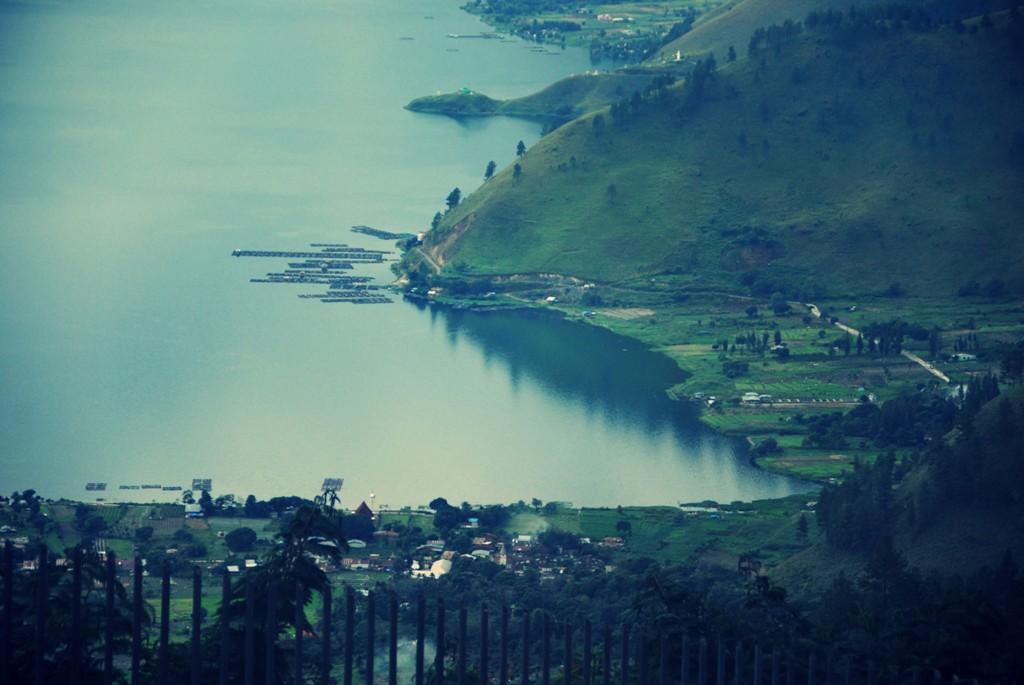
[{"left": 352, "top": 225, "right": 416, "bottom": 241}]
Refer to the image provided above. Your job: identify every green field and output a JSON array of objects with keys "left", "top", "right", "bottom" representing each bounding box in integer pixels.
[{"left": 508, "top": 497, "right": 819, "bottom": 566}]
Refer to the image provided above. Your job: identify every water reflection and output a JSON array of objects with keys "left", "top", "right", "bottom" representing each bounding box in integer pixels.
[{"left": 417, "top": 301, "right": 808, "bottom": 504}]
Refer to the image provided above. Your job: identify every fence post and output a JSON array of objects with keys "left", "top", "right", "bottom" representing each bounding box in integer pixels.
[
  {"left": 104, "top": 551, "right": 116, "bottom": 685},
  {"left": 416, "top": 594, "right": 425, "bottom": 685},
  {"left": 620, "top": 625, "right": 630, "bottom": 685},
  {"left": 681, "top": 634, "right": 689, "bottom": 685},
  {"left": 191, "top": 567, "right": 202, "bottom": 685},
  {"left": 457, "top": 605, "right": 466, "bottom": 685},
  {"left": 131, "top": 556, "right": 143, "bottom": 685},
  {"left": 367, "top": 591, "right": 376, "bottom": 685},
  {"left": 295, "top": 581, "right": 304, "bottom": 685},
  {"left": 735, "top": 642, "right": 743, "bottom": 685},
  {"left": 220, "top": 572, "right": 231, "bottom": 685},
  {"left": 638, "top": 627, "right": 648, "bottom": 685},
  {"left": 0, "top": 541, "right": 11, "bottom": 685},
  {"left": 245, "top": 578, "right": 255, "bottom": 685},
  {"left": 267, "top": 581, "right": 277, "bottom": 685},
  {"left": 34, "top": 545, "right": 47, "bottom": 685},
  {"left": 697, "top": 637, "right": 707, "bottom": 685},
  {"left": 583, "top": 621, "right": 592, "bottom": 685},
  {"left": 542, "top": 613, "right": 551, "bottom": 685},
  {"left": 0, "top": 541, "right": 10, "bottom": 685},
  {"left": 480, "top": 604, "right": 489, "bottom": 685},
  {"left": 343, "top": 585, "right": 352, "bottom": 685},
  {"left": 659, "top": 631, "right": 667, "bottom": 685},
  {"left": 716, "top": 639, "right": 725, "bottom": 685},
  {"left": 436, "top": 597, "right": 446, "bottom": 685},
  {"left": 323, "top": 583, "right": 334, "bottom": 685},
  {"left": 602, "top": 625, "right": 611, "bottom": 685},
  {"left": 160, "top": 561, "right": 170, "bottom": 685},
  {"left": 565, "top": 621, "right": 574, "bottom": 685},
  {"left": 500, "top": 605, "right": 509, "bottom": 685},
  {"left": 390, "top": 593, "right": 399, "bottom": 685},
  {"left": 521, "top": 610, "right": 531, "bottom": 685},
  {"left": 69, "top": 546, "right": 82, "bottom": 685}
]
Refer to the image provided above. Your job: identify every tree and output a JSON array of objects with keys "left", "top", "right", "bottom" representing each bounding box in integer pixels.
[
  {"left": 431, "top": 211, "right": 443, "bottom": 231},
  {"left": 513, "top": 163, "right": 522, "bottom": 180},
  {"left": 218, "top": 497, "right": 348, "bottom": 683},
  {"left": 84, "top": 515, "right": 107, "bottom": 536},
  {"left": 2, "top": 546, "right": 142, "bottom": 683},
  {"left": 797, "top": 514, "right": 808, "bottom": 541},
  {"left": 531, "top": 498, "right": 543, "bottom": 510},
  {"left": 181, "top": 490, "right": 195, "bottom": 505},
  {"left": 516, "top": 140, "right": 526, "bottom": 157},
  {"left": 199, "top": 489, "right": 215, "bottom": 516},
  {"left": 592, "top": 114, "right": 605, "bottom": 136},
  {"left": 135, "top": 526, "right": 154, "bottom": 543},
  {"left": 1001, "top": 343, "right": 1024, "bottom": 383},
  {"left": 343, "top": 514, "right": 375, "bottom": 541},
  {"left": 225, "top": 526, "right": 258, "bottom": 553},
  {"left": 727, "top": 45, "right": 737, "bottom": 62},
  {"left": 774, "top": 330, "right": 782, "bottom": 346},
  {"left": 616, "top": 520, "right": 633, "bottom": 536},
  {"left": 445, "top": 187, "right": 461, "bottom": 211},
  {"left": 770, "top": 291, "right": 791, "bottom": 315},
  {"left": 484, "top": 160, "right": 496, "bottom": 181}
]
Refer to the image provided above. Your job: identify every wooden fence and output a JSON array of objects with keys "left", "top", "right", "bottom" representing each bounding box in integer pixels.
[{"left": 0, "top": 542, "right": 976, "bottom": 685}]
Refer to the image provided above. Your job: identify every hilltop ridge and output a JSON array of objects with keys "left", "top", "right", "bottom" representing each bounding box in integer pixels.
[{"left": 421, "top": 11, "right": 1024, "bottom": 299}]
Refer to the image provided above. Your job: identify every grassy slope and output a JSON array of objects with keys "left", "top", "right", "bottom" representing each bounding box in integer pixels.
[
  {"left": 430, "top": 24, "right": 1024, "bottom": 298},
  {"left": 650, "top": 0, "right": 901, "bottom": 62},
  {"left": 406, "top": 72, "right": 655, "bottom": 120}
]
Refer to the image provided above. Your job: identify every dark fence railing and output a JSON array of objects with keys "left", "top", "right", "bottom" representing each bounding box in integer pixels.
[{"left": 0, "top": 542, "right": 990, "bottom": 684}]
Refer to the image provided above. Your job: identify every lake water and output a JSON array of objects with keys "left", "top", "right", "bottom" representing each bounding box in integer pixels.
[{"left": 0, "top": 0, "right": 808, "bottom": 507}]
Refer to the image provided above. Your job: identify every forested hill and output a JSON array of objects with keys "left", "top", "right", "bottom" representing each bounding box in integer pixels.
[
  {"left": 650, "top": 0, "right": 889, "bottom": 62},
  {"left": 424, "top": 8, "right": 1024, "bottom": 300}
]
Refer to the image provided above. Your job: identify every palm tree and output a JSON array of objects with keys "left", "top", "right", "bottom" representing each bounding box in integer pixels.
[
  {"left": 214, "top": 495, "right": 349, "bottom": 683},
  {"left": 5, "top": 545, "right": 141, "bottom": 683}
]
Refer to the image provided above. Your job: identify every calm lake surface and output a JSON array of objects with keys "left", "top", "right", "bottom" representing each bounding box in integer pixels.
[{"left": 0, "top": 0, "right": 809, "bottom": 506}]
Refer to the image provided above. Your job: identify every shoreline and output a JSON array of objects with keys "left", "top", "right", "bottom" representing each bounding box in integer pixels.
[
  {"left": 404, "top": 288, "right": 830, "bottom": 487},
  {"left": 400, "top": 278, "right": 980, "bottom": 486}
]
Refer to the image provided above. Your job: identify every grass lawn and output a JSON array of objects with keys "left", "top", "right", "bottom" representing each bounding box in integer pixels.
[{"left": 507, "top": 497, "right": 818, "bottom": 566}]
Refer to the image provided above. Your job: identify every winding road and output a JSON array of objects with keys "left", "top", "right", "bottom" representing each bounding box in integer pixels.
[{"left": 800, "top": 302, "right": 951, "bottom": 384}]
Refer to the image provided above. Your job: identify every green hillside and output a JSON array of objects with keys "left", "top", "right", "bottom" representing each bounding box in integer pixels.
[
  {"left": 406, "top": 71, "right": 656, "bottom": 121},
  {"left": 649, "top": 0, "right": 898, "bottom": 62},
  {"left": 426, "top": 13, "right": 1024, "bottom": 299}
]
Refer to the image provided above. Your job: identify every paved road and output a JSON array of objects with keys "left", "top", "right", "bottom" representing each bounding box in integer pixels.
[{"left": 799, "top": 301, "right": 951, "bottom": 384}]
